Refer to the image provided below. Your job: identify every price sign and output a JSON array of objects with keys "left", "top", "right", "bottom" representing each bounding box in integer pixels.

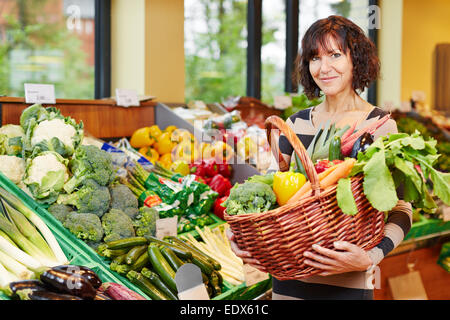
[
  {"left": 155, "top": 217, "right": 178, "bottom": 239},
  {"left": 243, "top": 264, "right": 269, "bottom": 287},
  {"left": 175, "top": 264, "right": 210, "bottom": 300},
  {"left": 24, "top": 83, "right": 56, "bottom": 104},
  {"left": 115, "top": 88, "right": 139, "bottom": 107}
]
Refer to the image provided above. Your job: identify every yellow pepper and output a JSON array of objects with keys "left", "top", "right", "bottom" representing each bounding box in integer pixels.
[
  {"left": 273, "top": 171, "right": 306, "bottom": 206},
  {"left": 130, "top": 127, "right": 154, "bottom": 148},
  {"left": 149, "top": 125, "right": 163, "bottom": 140},
  {"left": 170, "top": 160, "right": 190, "bottom": 176},
  {"left": 139, "top": 146, "right": 159, "bottom": 163},
  {"left": 171, "top": 141, "right": 200, "bottom": 163},
  {"left": 154, "top": 132, "right": 175, "bottom": 155},
  {"left": 158, "top": 153, "right": 173, "bottom": 169},
  {"left": 164, "top": 125, "right": 177, "bottom": 134}
]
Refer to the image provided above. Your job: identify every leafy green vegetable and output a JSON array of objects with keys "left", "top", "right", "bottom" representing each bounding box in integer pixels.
[
  {"left": 337, "top": 130, "right": 450, "bottom": 214},
  {"left": 336, "top": 178, "right": 358, "bottom": 216}
]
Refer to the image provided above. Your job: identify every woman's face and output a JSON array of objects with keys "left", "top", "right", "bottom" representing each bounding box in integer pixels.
[{"left": 309, "top": 36, "right": 353, "bottom": 97}]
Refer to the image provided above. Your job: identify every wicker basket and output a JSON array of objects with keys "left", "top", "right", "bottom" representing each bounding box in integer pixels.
[{"left": 224, "top": 115, "right": 385, "bottom": 281}]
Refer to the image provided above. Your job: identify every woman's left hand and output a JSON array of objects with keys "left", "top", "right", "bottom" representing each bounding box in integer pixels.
[{"left": 303, "top": 241, "right": 373, "bottom": 276}]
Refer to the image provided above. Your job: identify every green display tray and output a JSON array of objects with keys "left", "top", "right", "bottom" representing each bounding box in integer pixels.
[
  {"left": 404, "top": 214, "right": 450, "bottom": 241},
  {"left": 437, "top": 242, "right": 450, "bottom": 273},
  {"left": 213, "top": 277, "right": 272, "bottom": 300},
  {"left": 0, "top": 172, "right": 150, "bottom": 300}
]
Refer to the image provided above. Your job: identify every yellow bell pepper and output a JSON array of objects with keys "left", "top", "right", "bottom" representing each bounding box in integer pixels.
[
  {"left": 273, "top": 171, "right": 306, "bottom": 206},
  {"left": 154, "top": 132, "right": 175, "bottom": 155},
  {"left": 170, "top": 160, "right": 190, "bottom": 176},
  {"left": 130, "top": 127, "right": 154, "bottom": 148},
  {"left": 158, "top": 153, "right": 173, "bottom": 169},
  {"left": 149, "top": 125, "right": 163, "bottom": 140},
  {"left": 164, "top": 125, "right": 177, "bottom": 134},
  {"left": 171, "top": 141, "right": 200, "bottom": 163},
  {"left": 139, "top": 146, "right": 159, "bottom": 163}
]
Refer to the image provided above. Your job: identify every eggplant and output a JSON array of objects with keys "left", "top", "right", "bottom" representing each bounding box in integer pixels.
[
  {"left": 9, "top": 280, "right": 49, "bottom": 298},
  {"left": 94, "top": 291, "right": 113, "bottom": 300},
  {"left": 16, "top": 288, "right": 83, "bottom": 300},
  {"left": 40, "top": 269, "right": 97, "bottom": 300},
  {"left": 349, "top": 132, "right": 374, "bottom": 158},
  {"left": 52, "top": 265, "right": 102, "bottom": 289}
]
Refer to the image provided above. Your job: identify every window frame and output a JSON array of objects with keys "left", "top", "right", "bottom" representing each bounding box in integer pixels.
[{"left": 94, "top": 0, "right": 111, "bottom": 99}]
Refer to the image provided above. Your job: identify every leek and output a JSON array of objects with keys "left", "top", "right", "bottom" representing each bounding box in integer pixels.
[
  {"left": 0, "top": 236, "right": 43, "bottom": 271},
  {"left": 0, "top": 188, "right": 67, "bottom": 264},
  {"left": 0, "top": 249, "right": 34, "bottom": 280},
  {"left": 0, "top": 261, "right": 18, "bottom": 288},
  {"left": 0, "top": 230, "right": 16, "bottom": 247},
  {"left": 2, "top": 200, "right": 55, "bottom": 260}
]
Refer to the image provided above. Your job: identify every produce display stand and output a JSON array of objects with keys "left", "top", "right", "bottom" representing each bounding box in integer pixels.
[
  {"left": 0, "top": 172, "right": 151, "bottom": 300},
  {"left": 0, "top": 96, "right": 270, "bottom": 300}
]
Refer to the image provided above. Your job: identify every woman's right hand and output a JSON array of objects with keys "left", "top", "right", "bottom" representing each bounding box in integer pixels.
[{"left": 226, "top": 228, "right": 267, "bottom": 272}]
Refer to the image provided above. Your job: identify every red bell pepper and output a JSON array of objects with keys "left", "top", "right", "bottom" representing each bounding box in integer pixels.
[
  {"left": 208, "top": 174, "right": 232, "bottom": 197},
  {"left": 204, "top": 159, "right": 219, "bottom": 177},
  {"left": 189, "top": 162, "right": 207, "bottom": 177},
  {"left": 213, "top": 196, "right": 228, "bottom": 220},
  {"left": 217, "top": 163, "right": 232, "bottom": 178}
]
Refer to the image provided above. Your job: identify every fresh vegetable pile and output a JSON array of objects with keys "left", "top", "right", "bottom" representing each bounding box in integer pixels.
[{"left": 97, "top": 236, "right": 224, "bottom": 300}]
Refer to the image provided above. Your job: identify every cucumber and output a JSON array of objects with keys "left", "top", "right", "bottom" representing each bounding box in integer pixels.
[
  {"left": 130, "top": 251, "right": 150, "bottom": 271},
  {"left": 329, "top": 135, "right": 342, "bottom": 161},
  {"left": 105, "top": 237, "right": 148, "bottom": 250},
  {"left": 160, "top": 246, "right": 184, "bottom": 271},
  {"left": 147, "top": 243, "right": 177, "bottom": 292},
  {"left": 141, "top": 267, "right": 178, "bottom": 300},
  {"left": 126, "top": 271, "right": 170, "bottom": 300},
  {"left": 125, "top": 245, "right": 149, "bottom": 265}
]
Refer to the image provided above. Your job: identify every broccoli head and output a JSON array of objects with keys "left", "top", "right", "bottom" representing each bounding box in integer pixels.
[
  {"left": 63, "top": 145, "right": 116, "bottom": 194},
  {"left": 223, "top": 181, "right": 277, "bottom": 215},
  {"left": 109, "top": 183, "right": 139, "bottom": 211},
  {"left": 47, "top": 203, "right": 73, "bottom": 223},
  {"left": 101, "top": 208, "right": 135, "bottom": 242},
  {"left": 132, "top": 206, "right": 159, "bottom": 239},
  {"left": 123, "top": 207, "right": 140, "bottom": 220},
  {"left": 57, "top": 179, "right": 111, "bottom": 217},
  {"left": 63, "top": 212, "right": 104, "bottom": 242}
]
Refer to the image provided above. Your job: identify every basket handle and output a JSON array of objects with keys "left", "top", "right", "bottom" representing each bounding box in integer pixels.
[{"left": 265, "top": 115, "right": 320, "bottom": 196}]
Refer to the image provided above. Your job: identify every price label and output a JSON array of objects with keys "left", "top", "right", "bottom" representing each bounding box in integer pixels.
[
  {"left": 175, "top": 264, "right": 210, "bottom": 300},
  {"left": 243, "top": 264, "right": 269, "bottom": 287},
  {"left": 442, "top": 206, "right": 450, "bottom": 222},
  {"left": 155, "top": 217, "right": 178, "bottom": 239},
  {"left": 115, "top": 88, "right": 139, "bottom": 107},
  {"left": 24, "top": 83, "right": 56, "bottom": 104}
]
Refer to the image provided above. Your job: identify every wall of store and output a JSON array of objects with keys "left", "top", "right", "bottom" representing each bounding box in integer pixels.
[
  {"left": 111, "top": 0, "right": 185, "bottom": 103},
  {"left": 401, "top": 0, "right": 450, "bottom": 108}
]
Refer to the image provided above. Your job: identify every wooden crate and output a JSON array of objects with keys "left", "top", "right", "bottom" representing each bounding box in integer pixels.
[{"left": 0, "top": 97, "right": 156, "bottom": 140}]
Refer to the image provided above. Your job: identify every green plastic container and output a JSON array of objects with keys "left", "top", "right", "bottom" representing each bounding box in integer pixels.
[
  {"left": 0, "top": 172, "right": 150, "bottom": 300},
  {"left": 404, "top": 214, "right": 450, "bottom": 241},
  {"left": 437, "top": 242, "right": 450, "bottom": 273}
]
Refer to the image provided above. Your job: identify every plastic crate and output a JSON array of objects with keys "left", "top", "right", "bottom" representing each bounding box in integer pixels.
[
  {"left": 404, "top": 214, "right": 450, "bottom": 241},
  {"left": 437, "top": 242, "right": 450, "bottom": 273},
  {"left": 0, "top": 172, "right": 151, "bottom": 300},
  {"left": 213, "top": 277, "right": 272, "bottom": 300}
]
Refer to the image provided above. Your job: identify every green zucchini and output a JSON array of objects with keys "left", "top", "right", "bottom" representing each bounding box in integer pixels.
[
  {"left": 125, "top": 245, "right": 149, "bottom": 265},
  {"left": 190, "top": 254, "right": 214, "bottom": 276},
  {"left": 147, "top": 243, "right": 177, "bottom": 292},
  {"left": 160, "top": 246, "right": 184, "bottom": 271},
  {"left": 141, "top": 267, "right": 178, "bottom": 300},
  {"left": 111, "top": 253, "right": 128, "bottom": 265},
  {"left": 147, "top": 236, "right": 192, "bottom": 260},
  {"left": 329, "top": 135, "right": 342, "bottom": 161},
  {"left": 130, "top": 251, "right": 150, "bottom": 271},
  {"left": 105, "top": 237, "right": 148, "bottom": 250},
  {"left": 126, "top": 271, "right": 170, "bottom": 300}
]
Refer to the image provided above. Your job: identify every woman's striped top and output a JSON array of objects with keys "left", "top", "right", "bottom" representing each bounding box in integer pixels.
[{"left": 268, "top": 106, "right": 413, "bottom": 300}]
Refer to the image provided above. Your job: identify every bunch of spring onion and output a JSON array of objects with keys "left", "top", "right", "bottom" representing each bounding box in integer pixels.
[{"left": 0, "top": 187, "right": 67, "bottom": 290}]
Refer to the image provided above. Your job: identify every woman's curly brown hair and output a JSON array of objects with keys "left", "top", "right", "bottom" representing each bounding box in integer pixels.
[{"left": 293, "top": 15, "right": 380, "bottom": 100}]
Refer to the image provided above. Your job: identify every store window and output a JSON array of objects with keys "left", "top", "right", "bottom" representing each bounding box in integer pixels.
[
  {"left": 0, "top": 0, "right": 96, "bottom": 99},
  {"left": 261, "top": 0, "right": 286, "bottom": 104},
  {"left": 184, "top": 0, "right": 248, "bottom": 104}
]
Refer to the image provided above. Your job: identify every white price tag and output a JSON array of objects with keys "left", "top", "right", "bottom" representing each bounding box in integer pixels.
[
  {"left": 155, "top": 217, "right": 178, "bottom": 240},
  {"left": 243, "top": 264, "right": 269, "bottom": 287},
  {"left": 24, "top": 83, "right": 56, "bottom": 104},
  {"left": 115, "top": 88, "right": 140, "bottom": 107},
  {"left": 176, "top": 264, "right": 210, "bottom": 300},
  {"left": 442, "top": 206, "right": 450, "bottom": 222}
]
